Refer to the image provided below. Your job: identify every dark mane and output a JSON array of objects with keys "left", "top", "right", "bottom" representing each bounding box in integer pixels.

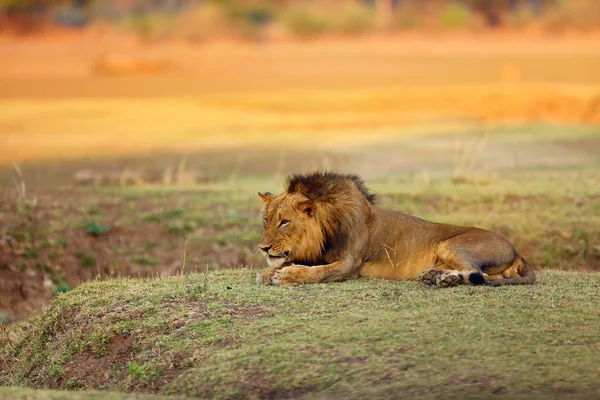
[{"left": 285, "top": 171, "right": 377, "bottom": 204}]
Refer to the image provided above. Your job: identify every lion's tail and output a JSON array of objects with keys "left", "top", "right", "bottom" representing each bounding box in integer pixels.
[{"left": 487, "top": 255, "right": 536, "bottom": 286}]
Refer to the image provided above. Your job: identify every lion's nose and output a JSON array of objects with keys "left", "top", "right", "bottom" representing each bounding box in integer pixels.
[{"left": 259, "top": 245, "right": 271, "bottom": 253}]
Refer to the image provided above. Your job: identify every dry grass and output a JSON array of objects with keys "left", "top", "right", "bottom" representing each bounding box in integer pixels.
[
  {"left": 1, "top": 84, "right": 599, "bottom": 164},
  {"left": 1, "top": 35, "right": 600, "bottom": 164}
]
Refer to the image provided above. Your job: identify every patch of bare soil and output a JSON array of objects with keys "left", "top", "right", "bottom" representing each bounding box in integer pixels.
[
  {"left": 0, "top": 268, "right": 53, "bottom": 322},
  {"left": 58, "top": 333, "right": 134, "bottom": 389},
  {"left": 585, "top": 256, "right": 600, "bottom": 271},
  {"left": 50, "top": 298, "right": 269, "bottom": 392},
  {"left": 0, "top": 189, "right": 251, "bottom": 323}
]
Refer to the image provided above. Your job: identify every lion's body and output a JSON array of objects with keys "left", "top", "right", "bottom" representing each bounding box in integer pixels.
[
  {"left": 357, "top": 208, "right": 529, "bottom": 283},
  {"left": 256, "top": 172, "right": 535, "bottom": 288}
]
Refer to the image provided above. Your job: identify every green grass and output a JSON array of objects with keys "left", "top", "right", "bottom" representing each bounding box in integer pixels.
[
  {"left": 0, "top": 386, "right": 185, "bottom": 399},
  {"left": 1, "top": 270, "right": 600, "bottom": 399}
]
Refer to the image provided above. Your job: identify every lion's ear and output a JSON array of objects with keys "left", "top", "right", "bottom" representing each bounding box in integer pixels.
[
  {"left": 296, "top": 200, "right": 316, "bottom": 217},
  {"left": 258, "top": 192, "right": 273, "bottom": 204}
]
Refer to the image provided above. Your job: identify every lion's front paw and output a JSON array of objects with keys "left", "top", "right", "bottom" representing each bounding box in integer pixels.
[
  {"left": 271, "top": 265, "right": 311, "bottom": 286},
  {"left": 256, "top": 273, "right": 270, "bottom": 285},
  {"left": 255, "top": 267, "right": 283, "bottom": 285}
]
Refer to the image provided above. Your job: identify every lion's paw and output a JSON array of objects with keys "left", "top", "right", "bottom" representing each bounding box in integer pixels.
[
  {"left": 255, "top": 273, "right": 271, "bottom": 285},
  {"left": 255, "top": 267, "right": 283, "bottom": 285},
  {"left": 434, "top": 271, "right": 462, "bottom": 288},
  {"left": 271, "top": 265, "right": 309, "bottom": 286},
  {"left": 418, "top": 269, "right": 441, "bottom": 286}
]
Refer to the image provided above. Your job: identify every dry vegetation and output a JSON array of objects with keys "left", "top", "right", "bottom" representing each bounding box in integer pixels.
[
  {"left": 1, "top": 34, "right": 599, "bottom": 164},
  {"left": 3, "top": 0, "right": 600, "bottom": 40}
]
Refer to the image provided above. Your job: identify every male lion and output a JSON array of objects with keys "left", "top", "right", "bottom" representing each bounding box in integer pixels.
[{"left": 255, "top": 171, "right": 535, "bottom": 288}]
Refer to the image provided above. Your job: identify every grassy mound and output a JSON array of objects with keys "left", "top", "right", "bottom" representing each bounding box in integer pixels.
[{"left": 2, "top": 269, "right": 599, "bottom": 399}]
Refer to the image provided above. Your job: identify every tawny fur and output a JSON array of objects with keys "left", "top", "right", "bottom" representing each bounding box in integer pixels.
[{"left": 256, "top": 171, "right": 536, "bottom": 288}]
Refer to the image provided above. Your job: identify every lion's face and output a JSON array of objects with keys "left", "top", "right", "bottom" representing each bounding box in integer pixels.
[{"left": 257, "top": 192, "right": 316, "bottom": 267}]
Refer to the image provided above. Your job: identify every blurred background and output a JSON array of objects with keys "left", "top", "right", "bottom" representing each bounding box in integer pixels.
[{"left": 1, "top": 0, "right": 599, "bottom": 322}]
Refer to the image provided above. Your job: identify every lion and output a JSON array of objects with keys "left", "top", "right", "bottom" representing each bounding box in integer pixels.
[{"left": 255, "top": 171, "right": 535, "bottom": 288}]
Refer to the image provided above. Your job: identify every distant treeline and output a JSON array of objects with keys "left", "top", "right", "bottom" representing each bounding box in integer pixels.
[{"left": 1, "top": 0, "right": 597, "bottom": 37}]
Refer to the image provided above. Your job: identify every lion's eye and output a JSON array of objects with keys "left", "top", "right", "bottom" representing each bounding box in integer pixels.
[{"left": 279, "top": 220, "right": 289, "bottom": 227}]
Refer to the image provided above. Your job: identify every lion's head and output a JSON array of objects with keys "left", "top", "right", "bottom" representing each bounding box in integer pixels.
[{"left": 257, "top": 172, "right": 376, "bottom": 267}]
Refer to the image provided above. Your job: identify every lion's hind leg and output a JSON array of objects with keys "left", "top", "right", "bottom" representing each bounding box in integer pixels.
[
  {"left": 432, "top": 231, "right": 524, "bottom": 287},
  {"left": 436, "top": 270, "right": 475, "bottom": 287},
  {"left": 417, "top": 269, "right": 440, "bottom": 285},
  {"left": 417, "top": 243, "right": 489, "bottom": 289},
  {"left": 418, "top": 230, "right": 534, "bottom": 288}
]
